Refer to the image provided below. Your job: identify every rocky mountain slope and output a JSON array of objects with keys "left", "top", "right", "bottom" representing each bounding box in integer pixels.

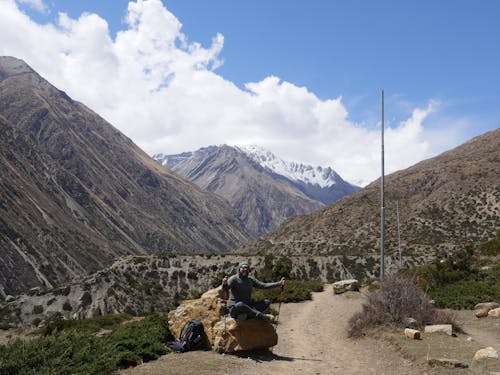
[
  {"left": 154, "top": 145, "right": 358, "bottom": 235},
  {"left": 238, "top": 129, "right": 500, "bottom": 265},
  {"left": 240, "top": 145, "right": 360, "bottom": 204},
  {"left": 0, "top": 253, "right": 363, "bottom": 327},
  {"left": 0, "top": 56, "right": 249, "bottom": 297}
]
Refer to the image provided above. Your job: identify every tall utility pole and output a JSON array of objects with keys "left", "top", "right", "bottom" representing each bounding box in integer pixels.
[
  {"left": 397, "top": 200, "right": 402, "bottom": 267},
  {"left": 380, "top": 90, "right": 385, "bottom": 280}
]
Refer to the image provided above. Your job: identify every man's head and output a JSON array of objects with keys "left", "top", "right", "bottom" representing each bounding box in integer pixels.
[{"left": 238, "top": 261, "right": 250, "bottom": 277}]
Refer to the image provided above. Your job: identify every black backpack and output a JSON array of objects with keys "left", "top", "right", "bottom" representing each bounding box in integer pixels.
[{"left": 167, "top": 319, "right": 206, "bottom": 353}]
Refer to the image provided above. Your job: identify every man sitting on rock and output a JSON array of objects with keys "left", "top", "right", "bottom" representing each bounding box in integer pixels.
[{"left": 222, "top": 261, "right": 285, "bottom": 324}]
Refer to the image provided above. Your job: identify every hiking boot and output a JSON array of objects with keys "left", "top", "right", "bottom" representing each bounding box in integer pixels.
[
  {"left": 235, "top": 313, "right": 247, "bottom": 323},
  {"left": 261, "top": 313, "right": 278, "bottom": 324}
]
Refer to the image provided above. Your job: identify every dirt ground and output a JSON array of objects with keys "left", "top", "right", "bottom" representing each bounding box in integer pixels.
[
  {"left": 3, "top": 285, "right": 497, "bottom": 374},
  {"left": 120, "top": 285, "right": 438, "bottom": 375}
]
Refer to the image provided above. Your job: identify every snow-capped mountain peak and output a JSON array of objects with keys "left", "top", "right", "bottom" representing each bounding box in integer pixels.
[{"left": 238, "top": 145, "right": 341, "bottom": 188}]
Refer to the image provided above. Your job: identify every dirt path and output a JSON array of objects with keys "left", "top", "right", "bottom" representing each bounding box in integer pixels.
[
  {"left": 122, "top": 285, "right": 433, "bottom": 374},
  {"left": 250, "top": 284, "right": 429, "bottom": 375}
]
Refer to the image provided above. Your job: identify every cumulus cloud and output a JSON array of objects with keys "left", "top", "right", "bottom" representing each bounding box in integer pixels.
[{"left": 1, "top": 0, "right": 451, "bottom": 186}]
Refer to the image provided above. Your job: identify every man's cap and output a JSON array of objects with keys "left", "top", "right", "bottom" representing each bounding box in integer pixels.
[{"left": 239, "top": 261, "right": 249, "bottom": 268}]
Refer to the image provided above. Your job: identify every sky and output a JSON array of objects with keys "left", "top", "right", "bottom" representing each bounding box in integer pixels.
[{"left": 1, "top": 0, "right": 499, "bottom": 186}]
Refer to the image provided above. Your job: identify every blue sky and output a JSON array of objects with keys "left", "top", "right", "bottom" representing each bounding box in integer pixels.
[{"left": 2, "top": 0, "right": 499, "bottom": 185}]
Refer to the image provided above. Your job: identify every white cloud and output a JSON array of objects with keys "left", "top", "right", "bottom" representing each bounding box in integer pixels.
[{"left": 0, "top": 0, "right": 458, "bottom": 186}]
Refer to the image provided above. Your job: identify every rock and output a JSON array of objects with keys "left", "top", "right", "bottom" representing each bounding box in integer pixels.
[
  {"left": 474, "top": 302, "right": 500, "bottom": 318},
  {"left": 168, "top": 287, "right": 277, "bottom": 353},
  {"left": 488, "top": 307, "right": 500, "bottom": 318},
  {"left": 427, "top": 358, "right": 468, "bottom": 368},
  {"left": 404, "top": 328, "right": 421, "bottom": 340},
  {"left": 5, "top": 295, "right": 15, "bottom": 303},
  {"left": 212, "top": 317, "right": 277, "bottom": 353},
  {"left": 424, "top": 324, "right": 453, "bottom": 336},
  {"left": 404, "top": 317, "right": 419, "bottom": 329},
  {"left": 473, "top": 347, "right": 499, "bottom": 361},
  {"left": 332, "top": 279, "right": 359, "bottom": 294}
]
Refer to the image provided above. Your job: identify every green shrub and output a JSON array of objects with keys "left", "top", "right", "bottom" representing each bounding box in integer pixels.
[
  {"left": 81, "top": 292, "right": 92, "bottom": 307},
  {"left": 31, "top": 317, "right": 41, "bottom": 327},
  {"left": 0, "top": 322, "right": 12, "bottom": 330},
  {"left": 430, "top": 279, "right": 500, "bottom": 309},
  {"left": 33, "top": 305, "right": 44, "bottom": 314},
  {"left": 0, "top": 314, "right": 172, "bottom": 374},
  {"left": 477, "top": 229, "right": 500, "bottom": 256},
  {"left": 253, "top": 280, "right": 324, "bottom": 303},
  {"left": 63, "top": 300, "right": 73, "bottom": 311}
]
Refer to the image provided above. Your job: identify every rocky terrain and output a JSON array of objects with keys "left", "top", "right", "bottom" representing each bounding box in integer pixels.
[
  {"left": 155, "top": 145, "right": 358, "bottom": 235},
  {"left": 0, "top": 56, "right": 249, "bottom": 297},
  {"left": 238, "top": 128, "right": 500, "bottom": 262},
  {"left": 0, "top": 253, "right": 372, "bottom": 327}
]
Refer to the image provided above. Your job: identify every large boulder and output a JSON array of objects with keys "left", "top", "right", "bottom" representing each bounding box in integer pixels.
[
  {"left": 167, "top": 287, "right": 277, "bottom": 353},
  {"left": 332, "top": 279, "right": 360, "bottom": 294},
  {"left": 474, "top": 302, "right": 499, "bottom": 318}
]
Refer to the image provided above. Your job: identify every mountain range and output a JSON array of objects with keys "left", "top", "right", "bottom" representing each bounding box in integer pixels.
[
  {"left": 154, "top": 145, "right": 359, "bottom": 235},
  {"left": 0, "top": 56, "right": 249, "bottom": 296},
  {"left": 238, "top": 128, "right": 500, "bottom": 267}
]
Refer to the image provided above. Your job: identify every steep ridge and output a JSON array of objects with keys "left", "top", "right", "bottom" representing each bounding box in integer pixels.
[
  {"left": 240, "top": 145, "right": 360, "bottom": 205},
  {"left": 155, "top": 145, "right": 325, "bottom": 235},
  {"left": 0, "top": 56, "right": 249, "bottom": 296},
  {"left": 238, "top": 129, "right": 500, "bottom": 265}
]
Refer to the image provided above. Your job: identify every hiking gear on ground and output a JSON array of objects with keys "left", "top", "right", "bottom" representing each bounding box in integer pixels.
[{"left": 167, "top": 319, "right": 206, "bottom": 353}]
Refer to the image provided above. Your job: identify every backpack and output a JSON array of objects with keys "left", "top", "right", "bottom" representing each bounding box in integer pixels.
[{"left": 167, "top": 319, "right": 206, "bottom": 353}]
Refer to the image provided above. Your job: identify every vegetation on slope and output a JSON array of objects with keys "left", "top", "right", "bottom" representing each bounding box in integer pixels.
[
  {"left": 0, "top": 314, "right": 172, "bottom": 374},
  {"left": 408, "top": 229, "right": 500, "bottom": 309}
]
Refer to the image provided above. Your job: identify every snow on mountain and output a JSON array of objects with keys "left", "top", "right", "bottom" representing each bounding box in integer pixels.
[{"left": 238, "top": 145, "right": 343, "bottom": 188}]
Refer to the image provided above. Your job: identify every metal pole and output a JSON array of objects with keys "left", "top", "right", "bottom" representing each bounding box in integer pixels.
[
  {"left": 397, "top": 200, "right": 402, "bottom": 267},
  {"left": 380, "top": 90, "right": 385, "bottom": 280}
]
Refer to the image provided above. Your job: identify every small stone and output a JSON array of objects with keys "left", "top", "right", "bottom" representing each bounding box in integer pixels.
[
  {"left": 474, "top": 347, "right": 499, "bottom": 361},
  {"left": 424, "top": 324, "right": 453, "bottom": 336},
  {"left": 404, "top": 328, "right": 421, "bottom": 340},
  {"left": 488, "top": 307, "right": 500, "bottom": 317}
]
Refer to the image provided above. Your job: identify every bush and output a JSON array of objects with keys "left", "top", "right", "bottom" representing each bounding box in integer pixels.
[
  {"left": 63, "top": 300, "right": 73, "bottom": 311},
  {"left": 81, "top": 292, "right": 92, "bottom": 307},
  {"left": 32, "top": 305, "right": 44, "bottom": 314},
  {"left": 252, "top": 280, "right": 324, "bottom": 303},
  {"left": 0, "top": 314, "right": 172, "bottom": 374},
  {"left": 430, "top": 279, "right": 500, "bottom": 309},
  {"left": 347, "top": 274, "right": 461, "bottom": 338}
]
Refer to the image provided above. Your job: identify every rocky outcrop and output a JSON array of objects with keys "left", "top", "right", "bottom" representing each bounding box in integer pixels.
[
  {"left": 168, "top": 287, "right": 277, "bottom": 352},
  {"left": 474, "top": 302, "right": 500, "bottom": 318},
  {"left": 332, "top": 279, "right": 359, "bottom": 294}
]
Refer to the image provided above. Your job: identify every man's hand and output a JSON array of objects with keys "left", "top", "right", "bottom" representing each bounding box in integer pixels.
[{"left": 280, "top": 277, "right": 286, "bottom": 287}]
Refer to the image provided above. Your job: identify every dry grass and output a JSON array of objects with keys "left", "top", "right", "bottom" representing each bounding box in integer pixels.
[
  {"left": 383, "top": 330, "right": 499, "bottom": 375},
  {"left": 348, "top": 274, "right": 462, "bottom": 338}
]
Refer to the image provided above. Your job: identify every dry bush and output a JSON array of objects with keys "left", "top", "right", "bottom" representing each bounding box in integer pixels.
[{"left": 348, "top": 274, "right": 461, "bottom": 338}]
